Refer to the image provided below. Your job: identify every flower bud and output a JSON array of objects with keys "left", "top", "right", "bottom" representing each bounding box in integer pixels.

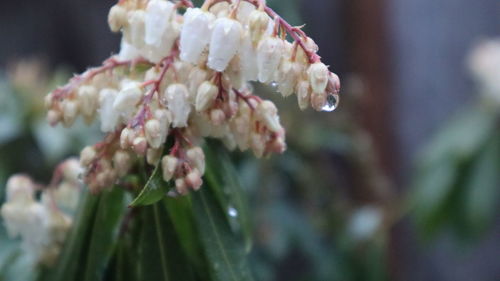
[
  {"left": 145, "top": 0, "right": 174, "bottom": 46},
  {"left": 99, "top": 89, "right": 120, "bottom": 133},
  {"left": 195, "top": 81, "right": 218, "bottom": 112},
  {"left": 248, "top": 10, "right": 270, "bottom": 46},
  {"left": 165, "top": 84, "right": 191, "bottom": 128},
  {"left": 147, "top": 148, "right": 162, "bottom": 165},
  {"left": 208, "top": 18, "right": 243, "bottom": 71},
  {"left": 257, "top": 36, "right": 284, "bottom": 83},
  {"left": 61, "top": 159, "right": 83, "bottom": 184},
  {"left": 180, "top": 8, "right": 215, "bottom": 64},
  {"left": 47, "top": 110, "right": 62, "bottom": 126},
  {"left": 145, "top": 119, "right": 161, "bottom": 148},
  {"left": 6, "top": 175, "right": 35, "bottom": 203},
  {"left": 240, "top": 33, "right": 259, "bottom": 81},
  {"left": 186, "top": 147, "right": 206, "bottom": 174},
  {"left": 108, "top": 5, "right": 128, "bottom": 32},
  {"left": 132, "top": 137, "right": 148, "bottom": 155},
  {"left": 185, "top": 169, "right": 203, "bottom": 191},
  {"left": 256, "top": 101, "right": 282, "bottom": 133},
  {"left": 120, "top": 128, "right": 134, "bottom": 149},
  {"left": 188, "top": 67, "right": 208, "bottom": 100},
  {"left": 161, "top": 155, "right": 178, "bottom": 182},
  {"left": 113, "top": 150, "right": 132, "bottom": 177},
  {"left": 175, "top": 178, "right": 188, "bottom": 195},
  {"left": 78, "top": 85, "right": 98, "bottom": 120},
  {"left": 251, "top": 133, "right": 266, "bottom": 158},
  {"left": 308, "top": 62, "right": 329, "bottom": 93},
  {"left": 276, "top": 60, "right": 302, "bottom": 97},
  {"left": 311, "top": 92, "right": 327, "bottom": 111},
  {"left": 296, "top": 80, "right": 311, "bottom": 110},
  {"left": 61, "top": 100, "right": 79, "bottom": 127},
  {"left": 80, "top": 146, "right": 96, "bottom": 166},
  {"left": 210, "top": 108, "right": 226, "bottom": 126},
  {"left": 126, "top": 10, "right": 146, "bottom": 49},
  {"left": 113, "top": 81, "right": 142, "bottom": 118}
]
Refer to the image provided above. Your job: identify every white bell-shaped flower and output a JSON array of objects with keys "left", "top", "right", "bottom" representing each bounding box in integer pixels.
[
  {"left": 257, "top": 36, "right": 284, "bottom": 83},
  {"left": 113, "top": 81, "right": 142, "bottom": 119},
  {"left": 165, "top": 84, "right": 191, "bottom": 128},
  {"left": 99, "top": 89, "right": 120, "bottom": 132},
  {"left": 180, "top": 8, "right": 215, "bottom": 64},
  {"left": 240, "top": 32, "right": 259, "bottom": 81},
  {"left": 208, "top": 17, "right": 243, "bottom": 72},
  {"left": 145, "top": 0, "right": 175, "bottom": 46}
]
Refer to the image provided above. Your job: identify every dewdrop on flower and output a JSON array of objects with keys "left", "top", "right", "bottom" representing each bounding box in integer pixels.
[
  {"left": 208, "top": 17, "right": 243, "bottom": 71},
  {"left": 180, "top": 8, "right": 215, "bottom": 64}
]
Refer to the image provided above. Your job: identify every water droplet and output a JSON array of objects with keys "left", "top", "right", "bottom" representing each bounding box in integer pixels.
[
  {"left": 228, "top": 206, "right": 238, "bottom": 218},
  {"left": 270, "top": 81, "right": 279, "bottom": 89},
  {"left": 322, "top": 93, "right": 340, "bottom": 112}
]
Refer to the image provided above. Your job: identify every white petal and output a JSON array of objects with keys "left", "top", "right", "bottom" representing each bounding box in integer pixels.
[
  {"left": 180, "top": 8, "right": 215, "bottom": 64},
  {"left": 145, "top": 0, "right": 174, "bottom": 46}
]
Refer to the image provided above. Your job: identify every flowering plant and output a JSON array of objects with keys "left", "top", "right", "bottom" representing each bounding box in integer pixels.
[{"left": 1, "top": 0, "right": 340, "bottom": 279}]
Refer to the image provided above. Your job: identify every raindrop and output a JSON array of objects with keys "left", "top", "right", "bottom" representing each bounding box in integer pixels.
[
  {"left": 270, "top": 81, "right": 279, "bottom": 89},
  {"left": 322, "top": 93, "right": 340, "bottom": 112},
  {"left": 228, "top": 206, "right": 238, "bottom": 218}
]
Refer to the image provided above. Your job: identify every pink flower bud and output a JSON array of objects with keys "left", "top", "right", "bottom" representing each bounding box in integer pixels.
[
  {"left": 186, "top": 147, "right": 206, "bottom": 174},
  {"left": 185, "top": 169, "right": 203, "bottom": 191},
  {"left": 132, "top": 137, "right": 148, "bottom": 155}
]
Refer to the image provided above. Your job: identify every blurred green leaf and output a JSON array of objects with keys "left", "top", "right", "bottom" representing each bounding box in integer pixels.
[
  {"left": 130, "top": 164, "right": 170, "bottom": 207},
  {"left": 463, "top": 134, "right": 500, "bottom": 235},
  {"left": 82, "top": 188, "right": 128, "bottom": 281},
  {"left": 192, "top": 187, "right": 254, "bottom": 281}
]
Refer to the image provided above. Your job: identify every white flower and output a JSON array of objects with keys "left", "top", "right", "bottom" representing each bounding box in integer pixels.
[
  {"left": 78, "top": 85, "right": 98, "bottom": 120},
  {"left": 99, "top": 89, "right": 120, "bottom": 132},
  {"left": 162, "top": 155, "right": 178, "bottom": 181},
  {"left": 308, "top": 62, "right": 329, "bottom": 93},
  {"left": 180, "top": 8, "right": 215, "bottom": 64},
  {"left": 257, "top": 36, "right": 283, "bottom": 83},
  {"left": 165, "top": 84, "right": 191, "bottom": 128},
  {"left": 256, "top": 100, "right": 282, "bottom": 133},
  {"left": 118, "top": 39, "right": 141, "bottom": 61},
  {"left": 196, "top": 81, "right": 218, "bottom": 112},
  {"left": 113, "top": 81, "right": 142, "bottom": 119},
  {"left": 126, "top": 10, "right": 146, "bottom": 49},
  {"left": 208, "top": 18, "right": 243, "bottom": 71},
  {"left": 6, "top": 175, "right": 34, "bottom": 204},
  {"left": 240, "top": 32, "right": 259, "bottom": 81},
  {"left": 145, "top": 0, "right": 175, "bottom": 46}
]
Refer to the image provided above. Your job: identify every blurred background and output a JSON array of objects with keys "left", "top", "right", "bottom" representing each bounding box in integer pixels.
[{"left": 0, "top": 0, "right": 499, "bottom": 280}]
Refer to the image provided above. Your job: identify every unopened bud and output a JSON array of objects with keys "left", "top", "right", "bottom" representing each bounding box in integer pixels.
[
  {"left": 249, "top": 10, "right": 270, "bottom": 46},
  {"left": 185, "top": 169, "right": 203, "bottom": 191},
  {"left": 296, "top": 80, "right": 311, "bottom": 110},
  {"left": 146, "top": 148, "right": 162, "bottom": 165},
  {"left": 132, "top": 137, "right": 148, "bottom": 155},
  {"left": 311, "top": 92, "right": 327, "bottom": 111},
  {"left": 61, "top": 100, "right": 79, "bottom": 127},
  {"left": 108, "top": 5, "right": 128, "bottom": 32},
  {"left": 195, "top": 81, "right": 218, "bottom": 112},
  {"left": 186, "top": 147, "right": 206, "bottom": 174},
  {"left": 210, "top": 109, "right": 226, "bottom": 126},
  {"left": 161, "top": 155, "right": 178, "bottom": 181},
  {"left": 175, "top": 178, "right": 188, "bottom": 195},
  {"left": 308, "top": 62, "right": 329, "bottom": 93},
  {"left": 113, "top": 150, "right": 132, "bottom": 177},
  {"left": 145, "top": 119, "right": 161, "bottom": 148},
  {"left": 80, "top": 146, "right": 97, "bottom": 166},
  {"left": 6, "top": 175, "right": 34, "bottom": 203},
  {"left": 47, "top": 110, "right": 62, "bottom": 126}
]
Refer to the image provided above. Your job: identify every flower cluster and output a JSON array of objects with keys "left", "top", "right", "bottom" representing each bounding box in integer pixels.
[
  {"left": 43, "top": 0, "right": 341, "bottom": 195},
  {"left": 468, "top": 39, "right": 500, "bottom": 105},
  {"left": 0, "top": 160, "right": 82, "bottom": 265}
]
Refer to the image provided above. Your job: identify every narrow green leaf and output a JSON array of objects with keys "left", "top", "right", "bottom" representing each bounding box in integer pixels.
[
  {"left": 137, "top": 202, "right": 196, "bottom": 281},
  {"left": 463, "top": 134, "right": 500, "bottom": 234},
  {"left": 45, "top": 190, "right": 100, "bottom": 281},
  {"left": 82, "top": 188, "right": 128, "bottom": 281},
  {"left": 130, "top": 164, "right": 170, "bottom": 207},
  {"left": 192, "top": 187, "right": 254, "bottom": 281},
  {"left": 204, "top": 143, "right": 252, "bottom": 252}
]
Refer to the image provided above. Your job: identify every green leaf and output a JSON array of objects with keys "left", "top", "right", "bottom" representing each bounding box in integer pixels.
[
  {"left": 463, "top": 134, "right": 500, "bottom": 235},
  {"left": 130, "top": 164, "right": 170, "bottom": 207},
  {"left": 411, "top": 160, "right": 459, "bottom": 237},
  {"left": 204, "top": 142, "right": 252, "bottom": 252},
  {"left": 192, "top": 187, "right": 254, "bottom": 281},
  {"left": 44, "top": 190, "right": 100, "bottom": 281},
  {"left": 137, "top": 202, "right": 196, "bottom": 281},
  {"left": 43, "top": 188, "right": 127, "bottom": 281},
  {"left": 82, "top": 188, "right": 128, "bottom": 281}
]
